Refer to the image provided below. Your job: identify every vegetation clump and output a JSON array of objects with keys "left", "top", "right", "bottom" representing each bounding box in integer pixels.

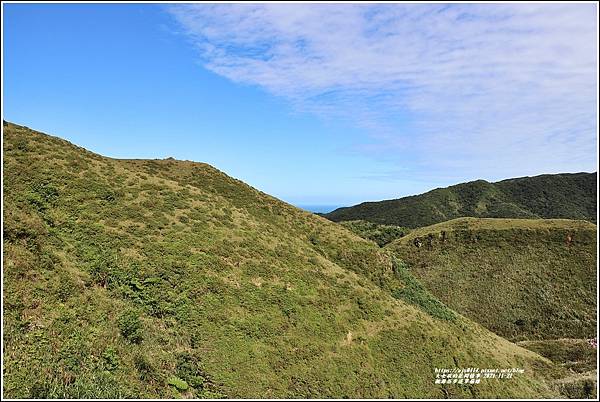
[
  {"left": 339, "top": 220, "right": 410, "bottom": 246},
  {"left": 167, "top": 377, "right": 189, "bottom": 391},
  {"left": 118, "top": 310, "right": 143, "bottom": 344},
  {"left": 391, "top": 259, "right": 455, "bottom": 321}
]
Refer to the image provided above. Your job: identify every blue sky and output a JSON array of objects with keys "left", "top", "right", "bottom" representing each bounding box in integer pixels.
[{"left": 3, "top": 3, "right": 598, "bottom": 207}]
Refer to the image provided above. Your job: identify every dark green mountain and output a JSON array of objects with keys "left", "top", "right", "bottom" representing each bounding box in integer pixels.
[{"left": 324, "top": 173, "right": 597, "bottom": 228}]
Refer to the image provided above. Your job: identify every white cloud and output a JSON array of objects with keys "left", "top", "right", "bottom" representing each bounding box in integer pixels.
[{"left": 168, "top": 3, "right": 597, "bottom": 181}]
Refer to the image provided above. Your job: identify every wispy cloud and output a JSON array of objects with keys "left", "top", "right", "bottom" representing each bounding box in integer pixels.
[{"left": 168, "top": 3, "right": 597, "bottom": 181}]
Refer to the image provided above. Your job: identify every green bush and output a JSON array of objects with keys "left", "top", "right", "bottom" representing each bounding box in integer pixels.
[
  {"left": 167, "top": 376, "right": 189, "bottom": 391},
  {"left": 133, "top": 353, "right": 156, "bottom": 381},
  {"left": 89, "top": 253, "right": 124, "bottom": 288},
  {"left": 55, "top": 272, "right": 79, "bottom": 302},
  {"left": 176, "top": 353, "right": 207, "bottom": 389},
  {"left": 15, "top": 138, "right": 29, "bottom": 151},
  {"left": 26, "top": 180, "right": 59, "bottom": 213},
  {"left": 101, "top": 347, "right": 119, "bottom": 371},
  {"left": 117, "top": 310, "right": 143, "bottom": 344}
]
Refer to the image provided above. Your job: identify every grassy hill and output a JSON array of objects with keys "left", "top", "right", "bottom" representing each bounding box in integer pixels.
[
  {"left": 386, "top": 217, "right": 597, "bottom": 341},
  {"left": 324, "top": 174, "right": 597, "bottom": 228},
  {"left": 2, "top": 122, "right": 565, "bottom": 398}
]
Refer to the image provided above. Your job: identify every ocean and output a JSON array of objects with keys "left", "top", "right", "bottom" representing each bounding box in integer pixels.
[{"left": 296, "top": 205, "right": 341, "bottom": 214}]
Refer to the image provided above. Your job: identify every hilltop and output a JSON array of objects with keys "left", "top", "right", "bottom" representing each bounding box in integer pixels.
[
  {"left": 323, "top": 173, "right": 597, "bottom": 228},
  {"left": 386, "top": 217, "right": 597, "bottom": 341},
  {"left": 2, "top": 122, "right": 564, "bottom": 398}
]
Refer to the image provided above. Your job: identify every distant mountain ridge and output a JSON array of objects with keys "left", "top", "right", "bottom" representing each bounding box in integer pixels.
[{"left": 324, "top": 173, "right": 597, "bottom": 228}]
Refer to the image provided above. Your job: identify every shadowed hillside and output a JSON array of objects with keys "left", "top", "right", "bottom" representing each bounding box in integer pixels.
[
  {"left": 386, "top": 218, "right": 597, "bottom": 341},
  {"left": 338, "top": 220, "right": 411, "bottom": 247},
  {"left": 2, "top": 122, "right": 564, "bottom": 398},
  {"left": 324, "top": 174, "right": 597, "bottom": 228}
]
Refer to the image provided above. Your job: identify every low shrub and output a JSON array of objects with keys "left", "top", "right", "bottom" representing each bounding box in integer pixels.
[{"left": 117, "top": 310, "right": 143, "bottom": 344}]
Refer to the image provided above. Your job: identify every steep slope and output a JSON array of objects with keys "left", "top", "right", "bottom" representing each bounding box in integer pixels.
[
  {"left": 3, "top": 122, "right": 561, "bottom": 398},
  {"left": 324, "top": 174, "right": 597, "bottom": 228},
  {"left": 386, "top": 218, "right": 597, "bottom": 341}
]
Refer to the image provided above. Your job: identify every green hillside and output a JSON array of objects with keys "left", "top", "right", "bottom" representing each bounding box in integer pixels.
[
  {"left": 386, "top": 218, "right": 597, "bottom": 341},
  {"left": 324, "top": 174, "right": 597, "bottom": 228},
  {"left": 338, "top": 220, "right": 410, "bottom": 247},
  {"left": 2, "top": 122, "right": 564, "bottom": 398},
  {"left": 517, "top": 339, "right": 597, "bottom": 374},
  {"left": 516, "top": 339, "right": 597, "bottom": 399}
]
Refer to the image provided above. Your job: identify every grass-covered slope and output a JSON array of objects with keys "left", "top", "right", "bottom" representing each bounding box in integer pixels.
[
  {"left": 516, "top": 339, "right": 597, "bottom": 399},
  {"left": 324, "top": 173, "right": 597, "bottom": 228},
  {"left": 1, "top": 122, "right": 564, "bottom": 398},
  {"left": 338, "top": 220, "right": 410, "bottom": 247},
  {"left": 386, "top": 218, "right": 597, "bottom": 341},
  {"left": 517, "top": 339, "right": 597, "bottom": 374}
]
